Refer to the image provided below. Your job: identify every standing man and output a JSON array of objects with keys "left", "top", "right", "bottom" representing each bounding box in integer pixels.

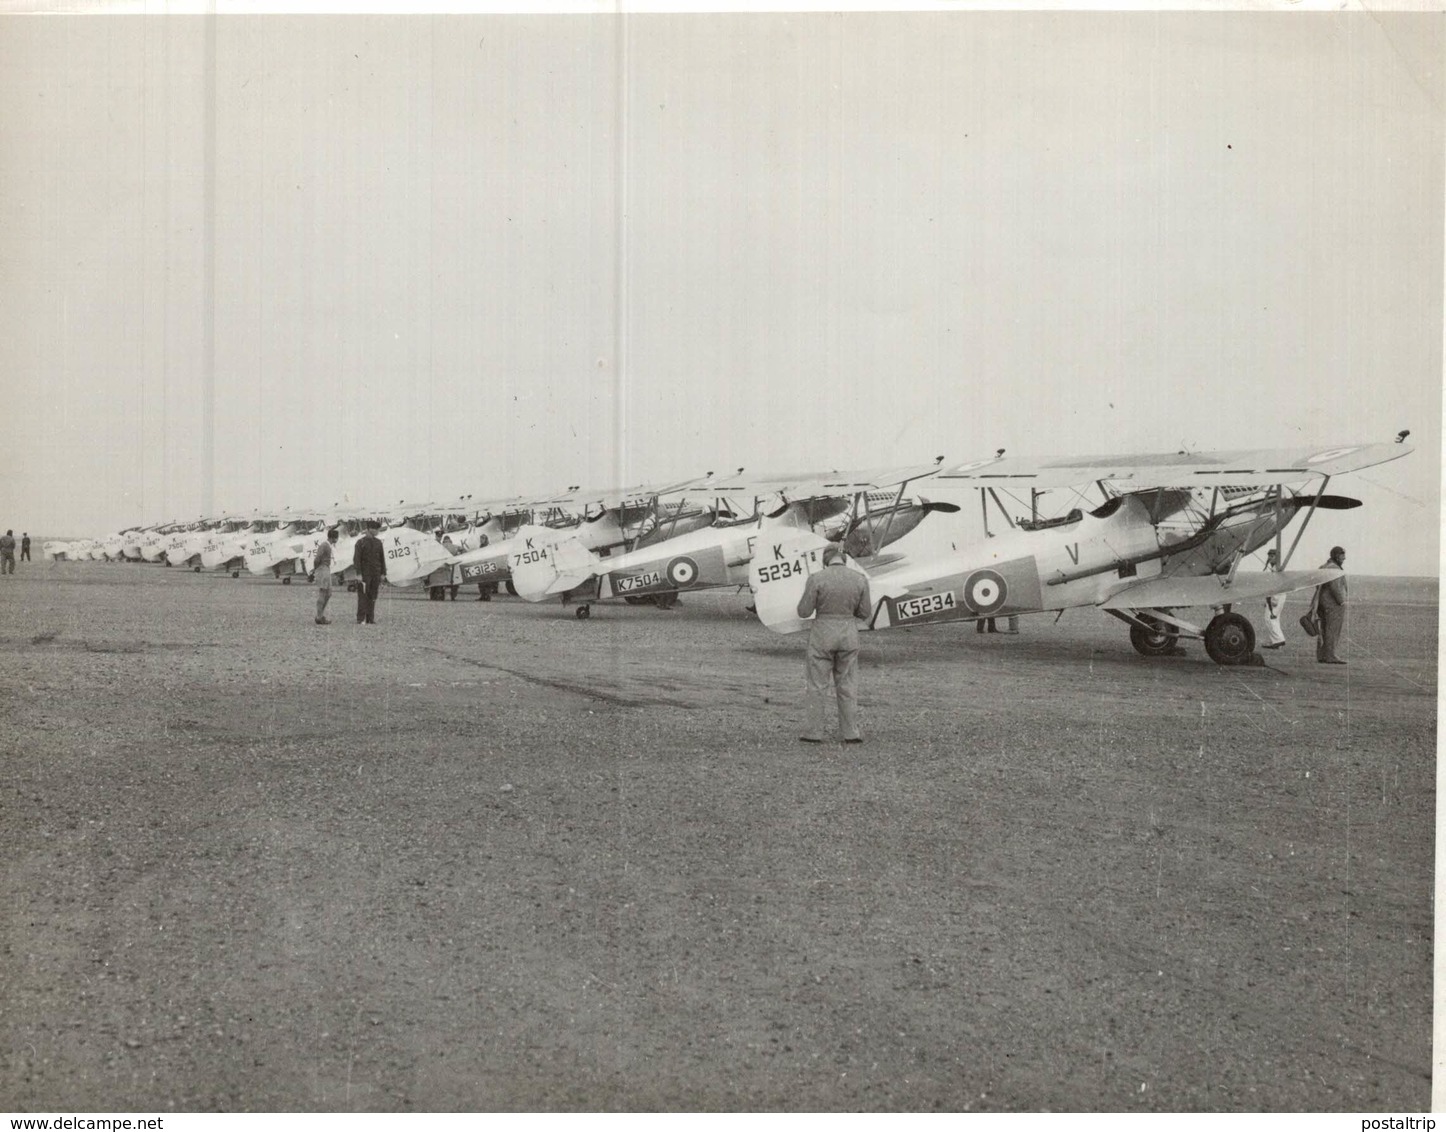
[
  {"left": 1261, "top": 548, "right": 1286, "bottom": 650},
  {"left": 20, "top": 533, "right": 31, "bottom": 562},
  {"left": 313, "top": 527, "right": 339, "bottom": 625},
  {"left": 353, "top": 520, "right": 387, "bottom": 624},
  {"left": 1315, "top": 545, "right": 1348, "bottom": 664},
  {"left": 796, "top": 545, "right": 872, "bottom": 744},
  {"left": 0, "top": 530, "right": 15, "bottom": 575}
]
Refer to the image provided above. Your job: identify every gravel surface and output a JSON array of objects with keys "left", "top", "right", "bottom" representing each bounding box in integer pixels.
[{"left": 0, "top": 564, "right": 1435, "bottom": 1111}]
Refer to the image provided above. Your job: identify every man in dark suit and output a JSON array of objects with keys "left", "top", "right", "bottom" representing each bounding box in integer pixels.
[{"left": 353, "top": 520, "right": 387, "bottom": 624}]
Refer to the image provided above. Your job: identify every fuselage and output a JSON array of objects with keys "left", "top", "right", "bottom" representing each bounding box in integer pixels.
[
  {"left": 200, "top": 521, "right": 257, "bottom": 571},
  {"left": 867, "top": 489, "right": 1299, "bottom": 629}
]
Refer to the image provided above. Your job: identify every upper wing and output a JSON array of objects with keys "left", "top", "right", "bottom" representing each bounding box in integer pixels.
[
  {"left": 543, "top": 473, "right": 717, "bottom": 510},
  {"left": 937, "top": 442, "right": 1413, "bottom": 490},
  {"left": 1099, "top": 569, "right": 1338, "bottom": 611},
  {"left": 705, "top": 460, "right": 950, "bottom": 502}
]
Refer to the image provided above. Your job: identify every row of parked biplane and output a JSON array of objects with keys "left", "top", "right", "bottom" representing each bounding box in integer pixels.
[{"left": 43, "top": 435, "right": 1412, "bottom": 665}]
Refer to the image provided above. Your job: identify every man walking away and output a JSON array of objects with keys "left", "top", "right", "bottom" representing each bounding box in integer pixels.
[
  {"left": 1314, "top": 545, "right": 1348, "bottom": 664},
  {"left": 796, "top": 545, "right": 872, "bottom": 744},
  {"left": 313, "top": 527, "right": 339, "bottom": 624},
  {"left": 1261, "top": 548, "right": 1286, "bottom": 650},
  {"left": 20, "top": 533, "right": 30, "bottom": 562},
  {"left": 353, "top": 520, "right": 387, "bottom": 624},
  {"left": 0, "top": 530, "right": 15, "bottom": 575}
]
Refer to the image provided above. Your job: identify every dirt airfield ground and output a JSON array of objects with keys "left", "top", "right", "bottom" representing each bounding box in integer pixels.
[{"left": 0, "top": 563, "right": 1435, "bottom": 1112}]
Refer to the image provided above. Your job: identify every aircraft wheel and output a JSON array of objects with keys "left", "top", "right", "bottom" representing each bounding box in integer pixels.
[
  {"left": 1129, "top": 614, "right": 1180, "bottom": 657},
  {"left": 231, "top": 570, "right": 240, "bottom": 579},
  {"left": 307, "top": 573, "right": 315, "bottom": 583},
  {"left": 623, "top": 596, "right": 647, "bottom": 606},
  {"left": 282, "top": 576, "right": 292, "bottom": 585},
  {"left": 429, "top": 586, "right": 445, "bottom": 601},
  {"left": 194, "top": 566, "right": 201, "bottom": 573},
  {"left": 505, "top": 580, "right": 518, "bottom": 597},
  {"left": 576, "top": 605, "right": 591, "bottom": 620},
  {"left": 1204, "top": 611, "right": 1256, "bottom": 666},
  {"left": 654, "top": 592, "right": 679, "bottom": 610}
]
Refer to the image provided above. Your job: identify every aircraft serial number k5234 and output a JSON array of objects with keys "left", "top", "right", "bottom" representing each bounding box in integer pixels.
[
  {"left": 749, "top": 437, "right": 1414, "bottom": 666},
  {"left": 894, "top": 592, "right": 957, "bottom": 621}
]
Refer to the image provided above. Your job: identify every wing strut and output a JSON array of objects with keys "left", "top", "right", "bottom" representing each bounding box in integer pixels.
[
  {"left": 1224, "top": 484, "right": 1282, "bottom": 586},
  {"left": 1281, "top": 475, "right": 1330, "bottom": 570},
  {"left": 865, "top": 479, "right": 912, "bottom": 558},
  {"left": 1272, "top": 488, "right": 1283, "bottom": 569},
  {"left": 986, "top": 489, "right": 1017, "bottom": 531}
]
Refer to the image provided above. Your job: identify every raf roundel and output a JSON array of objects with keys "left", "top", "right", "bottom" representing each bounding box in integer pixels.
[
  {"left": 964, "top": 569, "right": 1007, "bottom": 616},
  {"left": 1305, "top": 446, "right": 1361, "bottom": 465},
  {"left": 666, "top": 555, "right": 699, "bottom": 588}
]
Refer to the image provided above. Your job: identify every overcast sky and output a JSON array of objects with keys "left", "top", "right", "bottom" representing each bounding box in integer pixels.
[{"left": 0, "top": 11, "right": 1439, "bottom": 573}]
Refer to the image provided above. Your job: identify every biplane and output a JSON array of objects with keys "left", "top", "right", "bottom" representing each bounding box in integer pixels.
[
  {"left": 412, "top": 487, "right": 603, "bottom": 600},
  {"left": 510, "top": 464, "right": 961, "bottom": 619},
  {"left": 241, "top": 513, "right": 335, "bottom": 582},
  {"left": 164, "top": 518, "right": 223, "bottom": 569},
  {"left": 373, "top": 499, "right": 482, "bottom": 589},
  {"left": 749, "top": 437, "right": 1413, "bottom": 665}
]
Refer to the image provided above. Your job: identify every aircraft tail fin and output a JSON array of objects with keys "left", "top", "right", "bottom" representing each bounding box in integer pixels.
[
  {"left": 748, "top": 530, "right": 835, "bottom": 635},
  {"left": 509, "top": 525, "right": 600, "bottom": 601}
]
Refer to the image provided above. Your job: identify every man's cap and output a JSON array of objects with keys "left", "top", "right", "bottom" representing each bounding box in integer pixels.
[
  {"left": 367, "top": 520, "right": 381, "bottom": 529},
  {"left": 1330, "top": 545, "right": 1345, "bottom": 558},
  {"left": 821, "top": 545, "right": 845, "bottom": 565},
  {"left": 327, "top": 528, "right": 339, "bottom": 539}
]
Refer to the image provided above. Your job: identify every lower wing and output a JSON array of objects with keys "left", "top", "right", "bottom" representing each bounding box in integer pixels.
[{"left": 1100, "top": 569, "right": 1336, "bottom": 611}]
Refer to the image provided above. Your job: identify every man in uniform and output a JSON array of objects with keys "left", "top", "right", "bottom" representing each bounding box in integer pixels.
[
  {"left": 0, "top": 530, "right": 15, "bottom": 575},
  {"left": 313, "top": 527, "right": 339, "bottom": 625},
  {"left": 20, "top": 533, "right": 31, "bottom": 562},
  {"left": 1314, "top": 545, "right": 1348, "bottom": 664},
  {"left": 796, "top": 545, "right": 872, "bottom": 744},
  {"left": 353, "top": 520, "right": 387, "bottom": 624},
  {"left": 1261, "top": 548, "right": 1286, "bottom": 649}
]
